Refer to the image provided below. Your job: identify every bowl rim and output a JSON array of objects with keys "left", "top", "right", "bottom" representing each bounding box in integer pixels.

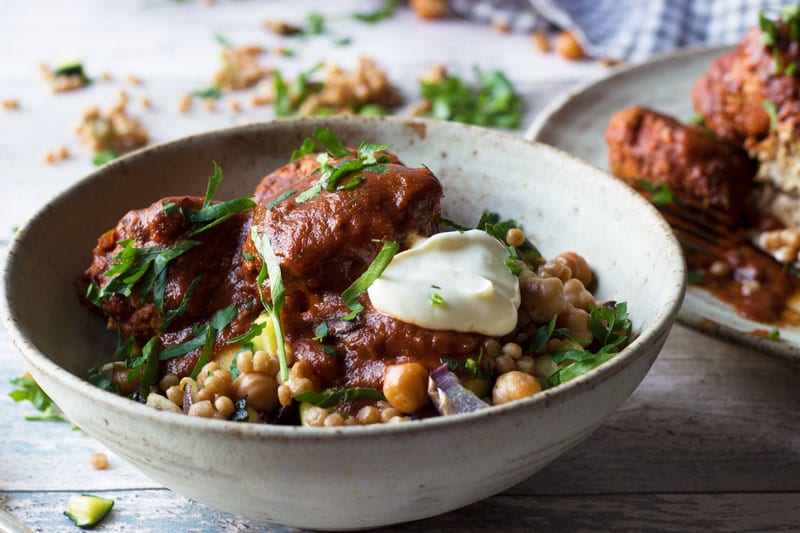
[{"left": 1, "top": 115, "right": 687, "bottom": 439}]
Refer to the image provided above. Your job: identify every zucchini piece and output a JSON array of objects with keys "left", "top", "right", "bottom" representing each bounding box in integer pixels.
[{"left": 64, "top": 494, "right": 114, "bottom": 528}]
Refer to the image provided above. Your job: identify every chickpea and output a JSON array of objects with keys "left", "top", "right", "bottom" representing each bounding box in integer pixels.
[
  {"left": 382, "top": 363, "right": 430, "bottom": 414},
  {"left": 90, "top": 452, "right": 109, "bottom": 470},
  {"left": 502, "top": 342, "right": 523, "bottom": 359},
  {"left": 304, "top": 405, "right": 328, "bottom": 427},
  {"left": 234, "top": 372, "right": 278, "bottom": 412},
  {"left": 380, "top": 407, "right": 402, "bottom": 423},
  {"left": 159, "top": 373, "right": 179, "bottom": 392},
  {"left": 563, "top": 278, "right": 595, "bottom": 312},
  {"left": 556, "top": 307, "right": 593, "bottom": 346},
  {"left": 494, "top": 354, "right": 516, "bottom": 375},
  {"left": 323, "top": 413, "right": 345, "bottom": 427},
  {"left": 534, "top": 354, "right": 559, "bottom": 379},
  {"left": 483, "top": 338, "right": 502, "bottom": 358},
  {"left": 516, "top": 356, "right": 535, "bottom": 374},
  {"left": 253, "top": 351, "right": 279, "bottom": 376},
  {"left": 492, "top": 371, "right": 542, "bottom": 405},
  {"left": 506, "top": 227, "right": 526, "bottom": 248},
  {"left": 188, "top": 400, "right": 215, "bottom": 418},
  {"left": 520, "top": 276, "right": 565, "bottom": 323},
  {"left": 537, "top": 259, "right": 572, "bottom": 282},
  {"left": 236, "top": 350, "right": 254, "bottom": 375},
  {"left": 215, "top": 396, "right": 235, "bottom": 418},
  {"left": 556, "top": 30, "right": 585, "bottom": 61},
  {"left": 556, "top": 251, "right": 593, "bottom": 287},
  {"left": 357, "top": 406, "right": 381, "bottom": 425}
]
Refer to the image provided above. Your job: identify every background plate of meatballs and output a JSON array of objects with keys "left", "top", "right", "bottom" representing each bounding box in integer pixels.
[{"left": 528, "top": 9, "right": 800, "bottom": 361}]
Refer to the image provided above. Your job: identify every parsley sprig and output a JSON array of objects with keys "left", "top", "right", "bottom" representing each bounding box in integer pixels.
[
  {"left": 293, "top": 128, "right": 392, "bottom": 203},
  {"left": 420, "top": 68, "right": 523, "bottom": 128},
  {"left": 545, "top": 303, "right": 632, "bottom": 387},
  {"left": 340, "top": 240, "right": 398, "bottom": 320},
  {"left": 9, "top": 375, "right": 67, "bottom": 422},
  {"left": 294, "top": 387, "right": 385, "bottom": 408},
  {"left": 250, "top": 227, "right": 290, "bottom": 382}
]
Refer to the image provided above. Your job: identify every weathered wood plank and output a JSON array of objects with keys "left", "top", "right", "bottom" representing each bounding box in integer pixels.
[{"left": 2, "top": 489, "right": 799, "bottom": 532}]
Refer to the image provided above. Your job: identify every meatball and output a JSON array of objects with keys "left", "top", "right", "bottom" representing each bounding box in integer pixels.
[
  {"left": 605, "top": 105, "right": 756, "bottom": 220},
  {"left": 691, "top": 24, "right": 800, "bottom": 144}
]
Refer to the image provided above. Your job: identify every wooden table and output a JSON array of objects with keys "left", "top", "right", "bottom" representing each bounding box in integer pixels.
[{"left": 1, "top": 1, "right": 798, "bottom": 531}]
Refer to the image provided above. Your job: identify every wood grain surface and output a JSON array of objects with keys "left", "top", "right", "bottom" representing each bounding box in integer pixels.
[{"left": 1, "top": 1, "right": 799, "bottom": 531}]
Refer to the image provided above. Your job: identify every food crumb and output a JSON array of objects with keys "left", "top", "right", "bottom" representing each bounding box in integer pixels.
[
  {"left": 41, "top": 62, "right": 91, "bottom": 92},
  {"left": 43, "top": 146, "right": 70, "bottom": 164},
  {"left": 2, "top": 98, "right": 20, "bottom": 110},
  {"left": 229, "top": 99, "right": 242, "bottom": 113},
  {"left": 178, "top": 93, "right": 193, "bottom": 113},
  {"left": 141, "top": 96, "right": 152, "bottom": 110},
  {"left": 100, "top": 71, "right": 113, "bottom": 82},
  {"left": 203, "top": 98, "right": 217, "bottom": 112},
  {"left": 492, "top": 22, "right": 510, "bottom": 34},
  {"left": 125, "top": 74, "right": 142, "bottom": 86},
  {"left": 75, "top": 103, "right": 149, "bottom": 154},
  {"left": 533, "top": 29, "right": 551, "bottom": 53},
  {"left": 213, "top": 45, "right": 273, "bottom": 90},
  {"left": 90, "top": 452, "right": 109, "bottom": 470},
  {"left": 264, "top": 19, "right": 302, "bottom": 36},
  {"left": 411, "top": 0, "right": 448, "bottom": 19},
  {"left": 556, "top": 30, "right": 585, "bottom": 60}
]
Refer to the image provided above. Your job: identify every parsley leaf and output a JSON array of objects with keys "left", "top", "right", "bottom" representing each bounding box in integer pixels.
[
  {"left": 9, "top": 375, "right": 67, "bottom": 422},
  {"left": 92, "top": 149, "right": 119, "bottom": 167},
  {"left": 353, "top": 0, "right": 401, "bottom": 23},
  {"left": 192, "top": 86, "right": 223, "bottom": 99},
  {"left": 476, "top": 211, "right": 541, "bottom": 264},
  {"left": 762, "top": 99, "right": 778, "bottom": 132},
  {"left": 160, "top": 274, "right": 203, "bottom": 331},
  {"left": 250, "top": 227, "right": 290, "bottom": 382},
  {"left": 340, "top": 240, "right": 398, "bottom": 319},
  {"left": 420, "top": 67, "right": 523, "bottom": 128},
  {"left": 294, "top": 387, "right": 385, "bottom": 408},
  {"left": 290, "top": 137, "right": 317, "bottom": 161},
  {"left": 545, "top": 302, "right": 632, "bottom": 388}
]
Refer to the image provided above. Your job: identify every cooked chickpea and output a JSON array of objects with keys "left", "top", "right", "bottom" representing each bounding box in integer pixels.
[
  {"left": 382, "top": 363, "right": 430, "bottom": 414},
  {"left": 234, "top": 373, "right": 278, "bottom": 412},
  {"left": 506, "top": 227, "right": 526, "bottom": 248},
  {"left": 380, "top": 406, "right": 401, "bottom": 423},
  {"left": 556, "top": 307, "right": 593, "bottom": 346},
  {"left": 323, "top": 413, "right": 345, "bottom": 427},
  {"left": 188, "top": 400, "right": 215, "bottom": 418},
  {"left": 556, "top": 30, "right": 585, "bottom": 60},
  {"left": 90, "top": 452, "right": 109, "bottom": 470},
  {"left": 556, "top": 251, "right": 593, "bottom": 287},
  {"left": 501, "top": 342, "right": 523, "bottom": 359},
  {"left": 236, "top": 350, "right": 254, "bottom": 374},
  {"left": 214, "top": 396, "right": 235, "bottom": 418},
  {"left": 516, "top": 356, "right": 535, "bottom": 374},
  {"left": 354, "top": 406, "right": 377, "bottom": 425},
  {"left": 494, "top": 354, "right": 516, "bottom": 375},
  {"left": 253, "top": 350, "right": 278, "bottom": 375},
  {"left": 195, "top": 388, "right": 214, "bottom": 403},
  {"left": 563, "top": 278, "right": 595, "bottom": 312},
  {"left": 304, "top": 405, "right": 328, "bottom": 427},
  {"left": 534, "top": 354, "right": 559, "bottom": 379},
  {"left": 166, "top": 384, "right": 184, "bottom": 406},
  {"left": 159, "top": 373, "right": 179, "bottom": 392},
  {"left": 537, "top": 259, "right": 572, "bottom": 282},
  {"left": 520, "top": 276, "right": 565, "bottom": 323},
  {"left": 483, "top": 338, "right": 502, "bottom": 358},
  {"left": 492, "top": 371, "right": 542, "bottom": 405}
]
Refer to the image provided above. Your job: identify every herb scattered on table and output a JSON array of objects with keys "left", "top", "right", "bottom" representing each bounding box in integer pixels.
[
  {"left": 419, "top": 67, "right": 523, "bottom": 128},
  {"left": 8, "top": 374, "right": 67, "bottom": 422}
]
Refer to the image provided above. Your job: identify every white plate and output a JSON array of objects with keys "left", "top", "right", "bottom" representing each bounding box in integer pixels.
[{"left": 526, "top": 45, "right": 800, "bottom": 361}]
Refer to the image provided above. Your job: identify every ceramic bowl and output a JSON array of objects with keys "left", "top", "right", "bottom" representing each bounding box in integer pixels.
[{"left": 1, "top": 116, "right": 685, "bottom": 530}]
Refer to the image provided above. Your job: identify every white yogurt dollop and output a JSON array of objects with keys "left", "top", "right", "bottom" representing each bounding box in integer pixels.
[{"left": 367, "top": 229, "right": 521, "bottom": 335}]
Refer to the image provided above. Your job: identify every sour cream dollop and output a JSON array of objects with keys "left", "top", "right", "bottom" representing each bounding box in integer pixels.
[{"left": 367, "top": 229, "right": 521, "bottom": 335}]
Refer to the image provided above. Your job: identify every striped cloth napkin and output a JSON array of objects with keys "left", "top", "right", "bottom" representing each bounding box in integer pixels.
[{"left": 451, "top": 0, "right": 796, "bottom": 61}]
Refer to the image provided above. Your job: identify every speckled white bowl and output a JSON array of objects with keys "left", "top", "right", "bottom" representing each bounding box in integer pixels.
[{"left": 1, "top": 117, "right": 685, "bottom": 530}]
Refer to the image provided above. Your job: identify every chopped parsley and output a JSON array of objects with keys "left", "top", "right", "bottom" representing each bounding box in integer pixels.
[
  {"left": 633, "top": 178, "right": 675, "bottom": 206},
  {"left": 340, "top": 240, "right": 398, "bottom": 320},
  {"left": 760, "top": 12, "right": 783, "bottom": 74},
  {"left": 353, "top": 0, "right": 401, "bottom": 23},
  {"left": 476, "top": 211, "right": 541, "bottom": 265},
  {"left": 92, "top": 149, "right": 119, "bottom": 167},
  {"left": 420, "top": 67, "right": 523, "bottom": 128},
  {"left": 294, "top": 387, "right": 385, "bottom": 408},
  {"left": 687, "top": 113, "right": 706, "bottom": 126},
  {"left": 313, "top": 322, "right": 329, "bottom": 342},
  {"left": 545, "top": 303, "right": 632, "bottom": 387},
  {"left": 293, "top": 128, "right": 392, "bottom": 203},
  {"left": 273, "top": 63, "right": 323, "bottom": 117},
  {"left": 8, "top": 374, "right": 67, "bottom": 422},
  {"left": 762, "top": 99, "right": 778, "bottom": 132},
  {"left": 429, "top": 292, "right": 444, "bottom": 306},
  {"left": 768, "top": 327, "right": 782, "bottom": 341},
  {"left": 687, "top": 270, "right": 704, "bottom": 285},
  {"left": 214, "top": 32, "right": 233, "bottom": 48},
  {"left": 192, "top": 86, "right": 223, "bottom": 99}
]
